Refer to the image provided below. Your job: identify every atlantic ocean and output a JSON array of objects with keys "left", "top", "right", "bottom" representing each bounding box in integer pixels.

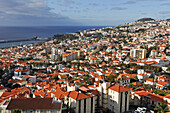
[
  {"left": 0, "top": 26, "right": 106, "bottom": 48},
  {"left": 0, "top": 26, "right": 107, "bottom": 41}
]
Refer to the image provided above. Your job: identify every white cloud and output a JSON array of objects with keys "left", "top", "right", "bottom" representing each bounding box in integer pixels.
[
  {"left": 0, "top": 0, "right": 53, "bottom": 17},
  {"left": 111, "top": 7, "right": 127, "bottom": 10},
  {"left": 0, "top": 0, "right": 78, "bottom": 26}
]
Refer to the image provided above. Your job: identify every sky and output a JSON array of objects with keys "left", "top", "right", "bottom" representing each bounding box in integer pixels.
[{"left": 0, "top": 0, "right": 170, "bottom": 26}]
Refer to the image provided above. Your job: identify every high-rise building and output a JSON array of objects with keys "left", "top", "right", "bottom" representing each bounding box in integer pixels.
[
  {"left": 51, "top": 47, "right": 59, "bottom": 60},
  {"left": 130, "top": 48, "right": 147, "bottom": 59},
  {"left": 62, "top": 52, "right": 78, "bottom": 62},
  {"left": 52, "top": 47, "right": 58, "bottom": 55}
]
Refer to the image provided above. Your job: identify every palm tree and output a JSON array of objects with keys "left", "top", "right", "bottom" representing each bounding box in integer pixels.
[{"left": 154, "top": 102, "right": 169, "bottom": 113}]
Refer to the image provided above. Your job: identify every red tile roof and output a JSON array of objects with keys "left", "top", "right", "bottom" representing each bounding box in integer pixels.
[
  {"left": 133, "top": 91, "right": 164, "bottom": 102},
  {"left": 52, "top": 88, "right": 65, "bottom": 99},
  {"left": 120, "top": 74, "right": 137, "bottom": 78},
  {"left": 146, "top": 78, "right": 155, "bottom": 83},
  {"left": 138, "top": 74, "right": 148, "bottom": 76},
  {"left": 78, "top": 86, "right": 90, "bottom": 91},
  {"left": 6, "top": 98, "right": 61, "bottom": 110},
  {"left": 108, "top": 84, "right": 132, "bottom": 93},
  {"left": 64, "top": 91, "right": 90, "bottom": 100},
  {"left": 157, "top": 81, "right": 169, "bottom": 86},
  {"left": 90, "top": 57, "right": 97, "bottom": 60},
  {"left": 132, "top": 82, "right": 141, "bottom": 86},
  {"left": 164, "top": 94, "right": 170, "bottom": 99}
]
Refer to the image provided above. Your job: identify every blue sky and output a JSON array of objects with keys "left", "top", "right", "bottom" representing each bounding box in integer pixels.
[{"left": 0, "top": 0, "right": 170, "bottom": 26}]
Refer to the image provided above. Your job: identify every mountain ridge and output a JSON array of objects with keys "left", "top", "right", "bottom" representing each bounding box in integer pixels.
[{"left": 137, "top": 18, "right": 155, "bottom": 22}]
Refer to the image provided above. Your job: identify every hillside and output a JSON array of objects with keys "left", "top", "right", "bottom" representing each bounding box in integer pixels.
[{"left": 137, "top": 18, "right": 155, "bottom": 22}]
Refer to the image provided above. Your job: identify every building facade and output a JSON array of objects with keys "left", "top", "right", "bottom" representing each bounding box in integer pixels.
[{"left": 130, "top": 49, "right": 147, "bottom": 59}]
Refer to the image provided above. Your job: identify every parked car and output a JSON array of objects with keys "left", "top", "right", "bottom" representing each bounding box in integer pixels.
[{"left": 134, "top": 107, "right": 147, "bottom": 113}]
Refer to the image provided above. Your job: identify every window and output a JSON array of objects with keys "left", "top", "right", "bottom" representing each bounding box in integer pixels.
[
  {"left": 112, "top": 106, "right": 114, "bottom": 111},
  {"left": 148, "top": 99, "right": 150, "bottom": 103},
  {"left": 125, "top": 91, "right": 128, "bottom": 112},
  {"left": 91, "top": 97, "right": 93, "bottom": 113},
  {"left": 152, "top": 101, "right": 154, "bottom": 105},
  {"left": 79, "top": 100, "right": 81, "bottom": 113},
  {"left": 120, "top": 92, "right": 123, "bottom": 113},
  {"left": 84, "top": 99, "right": 86, "bottom": 113}
]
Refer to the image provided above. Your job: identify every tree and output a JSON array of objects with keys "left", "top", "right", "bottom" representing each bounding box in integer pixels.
[
  {"left": 53, "top": 75, "right": 59, "bottom": 81},
  {"left": 152, "top": 89, "right": 168, "bottom": 96},
  {"left": 142, "top": 84, "right": 155, "bottom": 89},
  {"left": 12, "top": 109, "right": 21, "bottom": 113},
  {"left": 154, "top": 102, "right": 169, "bottom": 113},
  {"left": 105, "top": 74, "right": 117, "bottom": 83},
  {"left": 166, "top": 66, "right": 170, "bottom": 71},
  {"left": 68, "top": 107, "right": 76, "bottom": 113},
  {"left": 0, "top": 69, "right": 4, "bottom": 79},
  {"left": 83, "top": 75, "right": 92, "bottom": 84},
  {"left": 12, "top": 83, "right": 21, "bottom": 89}
]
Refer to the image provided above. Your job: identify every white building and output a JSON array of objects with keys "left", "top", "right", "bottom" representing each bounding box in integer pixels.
[
  {"left": 51, "top": 47, "right": 59, "bottom": 60},
  {"left": 150, "top": 49, "right": 158, "bottom": 56},
  {"left": 130, "top": 48, "right": 147, "bottom": 59},
  {"left": 108, "top": 84, "right": 132, "bottom": 113},
  {"left": 62, "top": 52, "right": 78, "bottom": 62},
  {"left": 63, "top": 91, "right": 97, "bottom": 113},
  {"left": 137, "top": 74, "right": 148, "bottom": 80}
]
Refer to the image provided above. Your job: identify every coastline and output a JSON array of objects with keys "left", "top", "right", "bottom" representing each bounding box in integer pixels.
[
  {"left": 0, "top": 40, "right": 43, "bottom": 48},
  {"left": 0, "top": 37, "right": 39, "bottom": 43},
  {"left": 0, "top": 26, "right": 107, "bottom": 40},
  {"left": 0, "top": 26, "right": 106, "bottom": 48},
  {"left": 0, "top": 36, "right": 47, "bottom": 48}
]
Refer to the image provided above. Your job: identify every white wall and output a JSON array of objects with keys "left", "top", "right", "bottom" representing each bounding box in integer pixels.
[{"left": 108, "top": 90, "right": 130, "bottom": 113}]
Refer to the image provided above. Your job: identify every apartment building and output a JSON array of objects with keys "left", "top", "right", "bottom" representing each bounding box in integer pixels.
[
  {"left": 62, "top": 52, "right": 78, "bottom": 62},
  {"left": 63, "top": 91, "right": 97, "bottom": 113},
  {"left": 108, "top": 85, "right": 132, "bottom": 113},
  {"left": 51, "top": 47, "right": 59, "bottom": 60},
  {"left": 130, "top": 48, "right": 147, "bottom": 59},
  {"left": 96, "top": 82, "right": 131, "bottom": 113}
]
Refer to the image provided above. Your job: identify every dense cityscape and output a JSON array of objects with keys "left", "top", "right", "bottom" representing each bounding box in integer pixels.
[{"left": 0, "top": 18, "right": 169, "bottom": 113}]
